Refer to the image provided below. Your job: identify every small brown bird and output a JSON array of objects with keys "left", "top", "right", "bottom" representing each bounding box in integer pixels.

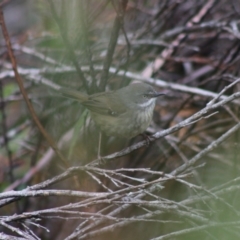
[{"left": 59, "top": 82, "right": 164, "bottom": 138}]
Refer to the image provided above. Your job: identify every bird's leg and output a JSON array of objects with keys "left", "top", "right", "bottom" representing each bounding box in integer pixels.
[
  {"left": 97, "top": 131, "right": 102, "bottom": 159},
  {"left": 97, "top": 132, "right": 107, "bottom": 165},
  {"left": 141, "top": 133, "right": 152, "bottom": 146}
]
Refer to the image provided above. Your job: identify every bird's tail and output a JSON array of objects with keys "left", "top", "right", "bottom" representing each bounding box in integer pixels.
[{"left": 59, "top": 87, "right": 88, "bottom": 102}]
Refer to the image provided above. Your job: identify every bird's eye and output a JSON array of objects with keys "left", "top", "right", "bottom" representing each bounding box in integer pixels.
[
  {"left": 143, "top": 94, "right": 148, "bottom": 98},
  {"left": 108, "top": 110, "right": 118, "bottom": 116}
]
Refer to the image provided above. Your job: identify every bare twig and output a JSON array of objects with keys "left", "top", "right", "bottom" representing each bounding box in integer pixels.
[{"left": 0, "top": 7, "right": 69, "bottom": 169}]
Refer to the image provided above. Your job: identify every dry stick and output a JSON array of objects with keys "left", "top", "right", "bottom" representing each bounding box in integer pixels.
[
  {"left": 12, "top": 44, "right": 63, "bottom": 66},
  {"left": 171, "top": 121, "right": 240, "bottom": 176},
  {"left": 69, "top": 210, "right": 203, "bottom": 240},
  {"left": 1, "top": 128, "right": 238, "bottom": 238},
  {"left": 0, "top": 221, "right": 34, "bottom": 240},
  {"left": 2, "top": 174, "right": 238, "bottom": 212},
  {"left": 1, "top": 202, "right": 189, "bottom": 226},
  {"left": 0, "top": 189, "right": 107, "bottom": 200},
  {"left": 2, "top": 146, "right": 240, "bottom": 238},
  {"left": 3, "top": 127, "right": 77, "bottom": 193},
  {"left": 75, "top": 122, "right": 240, "bottom": 240},
  {"left": 207, "top": 78, "right": 240, "bottom": 106},
  {"left": 2, "top": 65, "right": 240, "bottom": 105},
  {"left": 1, "top": 166, "right": 165, "bottom": 203},
  {"left": 0, "top": 164, "right": 176, "bottom": 207},
  {"left": 0, "top": 8, "right": 69, "bottom": 168},
  {"left": 0, "top": 232, "right": 26, "bottom": 240},
  {"left": 142, "top": 0, "right": 217, "bottom": 77},
  {"left": 1, "top": 163, "right": 238, "bottom": 238},
  {"left": 2, "top": 184, "right": 240, "bottom": 240}
]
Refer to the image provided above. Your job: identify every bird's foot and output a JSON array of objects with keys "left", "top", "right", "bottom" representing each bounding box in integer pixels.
[
  {"left": 141, "top": 133, "right": 152, "bottom": 146},
  {"left": 98, "top": 156, "right": 107, "bottom": 165}
]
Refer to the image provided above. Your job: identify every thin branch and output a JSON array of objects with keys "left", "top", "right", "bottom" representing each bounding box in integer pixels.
[
  {"left": 0, "top": 7, "right": 69, "bottom": 169},
  {"left": 99, "top": 0, "right": 128, "bottom": 90}
]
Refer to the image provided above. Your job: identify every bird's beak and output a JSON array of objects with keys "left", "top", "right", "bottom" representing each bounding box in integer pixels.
[{"left": 148, "top": 92, "right": 166, "bottom": 98}]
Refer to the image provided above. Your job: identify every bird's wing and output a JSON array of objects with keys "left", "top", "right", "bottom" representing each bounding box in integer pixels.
[{"left": 83, "top": 91, "right": 127, "bottom": 116}]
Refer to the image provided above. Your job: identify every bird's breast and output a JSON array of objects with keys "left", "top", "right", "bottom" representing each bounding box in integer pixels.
[{"left": 90, "top": 102, "right": 155, "bottom": 138}]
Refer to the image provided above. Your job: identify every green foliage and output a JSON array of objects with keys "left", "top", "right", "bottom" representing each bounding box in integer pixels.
[{"left": 3, "top": 83, "right": 18, "bottom": 98}]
